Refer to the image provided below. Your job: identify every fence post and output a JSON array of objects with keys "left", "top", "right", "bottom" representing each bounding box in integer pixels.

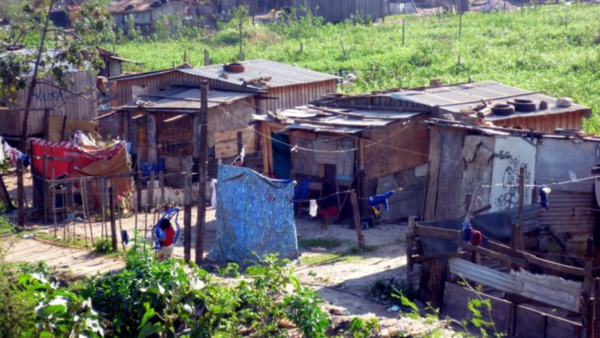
[
  {"left": 148, "top": 170, "right": 155, "bottom": 212},
  {"left": 52, "top": 168, "right": 57, "bottom": 238},
  {"left": 195, "top": 80, "right": 209, "bottom": 265},
  {"left": 80, "top": 179, "right": 88, "bottom": 247},
  {"left": 350, "top": 190, "right": 365, "bottom": 252},
  {"left": 17, "top": 158, "right": 24, "bottom": 227},
  {"left": 402, "top": 19, "right": 405, "bottom": 45},
  {"left": 109, "top": 186, "right": 118, "bottom": 252},
  {"left": 183, "top": 157, "right": 193, "bottom": 262},
  {"left": 83, "top": 179, "right": 94, "bottom": 245},
  {"left": 43, "top": 155, "right": 48, "bottom": 224}
]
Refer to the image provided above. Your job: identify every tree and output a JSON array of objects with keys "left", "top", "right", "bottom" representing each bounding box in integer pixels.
[{"left": 0, "top": 0, "right": 113, "bottom": 225}]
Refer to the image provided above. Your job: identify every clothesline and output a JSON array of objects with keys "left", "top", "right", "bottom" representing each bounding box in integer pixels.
[{"left": 482, "top": 174, "right": 600, "bottom": 188}]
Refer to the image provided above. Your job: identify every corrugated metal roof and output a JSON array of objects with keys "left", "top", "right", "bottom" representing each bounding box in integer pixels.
[
  {"left": 255, "top": 104, "right": 422, "bottom": 134},
  {"left": 179, "top": 60, "right": 339, "bottom": 89},
  {"left": 109, "top": 0, "right": 185, "bottom": 14},
  {"left": 120, "top": 87, "right": 252, "bottom": 110},
  {"left": 390, "top": 81, "right": 591, "bottom": 119}
]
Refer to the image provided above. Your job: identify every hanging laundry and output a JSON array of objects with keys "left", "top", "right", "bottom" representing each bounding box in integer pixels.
[
  {"left": 309, "top": 199, "right": 318, "bottom": 217},
  {"left": 0, "top": 137, "right": 5, "bottom": 164},
  {"left": 2, "top": 140, "right": 29, "bottom": 168},
  {"left": 210, "top": 179, "right": 217, "bottom": 209},
  {"left": 539, "top": 186, "right": 551, "bottom": 210},
  {"left": 462, "top": 221, "right": 472, "bottom": 242},
  {"left": 367, "top": 191, "right": 395, "bottom": 216}
]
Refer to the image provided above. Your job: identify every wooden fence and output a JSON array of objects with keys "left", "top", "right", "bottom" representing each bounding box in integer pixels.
[{"left": 406, "top": 217, "right": 599, "bottom": 337}]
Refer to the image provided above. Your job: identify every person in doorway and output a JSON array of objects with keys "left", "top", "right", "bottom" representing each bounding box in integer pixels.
[{"left": 155, "top": 218, "right": 175, "bottom": 261}]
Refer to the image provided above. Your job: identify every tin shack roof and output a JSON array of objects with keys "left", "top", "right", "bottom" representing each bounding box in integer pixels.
[
  {"left": 390, "top": 81, "right": 592, "bottom": 120},
  {"left": 109, "top": 0, "right": 192, "bottom": 14},
  {"left": 110, "top": 60, "right": 339, "bottom": 90},
  {"left": 253, "top": 105, "right": 422, "bottom": 134},
  {"left": 119, "top": 86, "right": 253, "bottom": 113}
]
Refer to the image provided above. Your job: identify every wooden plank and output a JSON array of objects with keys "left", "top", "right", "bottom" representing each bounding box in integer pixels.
[
  {"left": 423, "top": 126, "right": 441, "bottom": 221},
  {"left": 214, "top": 127, "right": 256, "bottom": 159},
  {"left": 363, "top": 116, "right": 430, "bottom": 180},
  {"left": 293, "top": 130, "right": 317, "bottom": 141},
  {"left": 514, "top": 306, "right": 545, "bottom": 338},
  {"left": 460, "top": 242, "right": 526, "bottom": 266},
  {"left": 48, "top": 116, "right": 96, "bottom": 142},
  {"left": 442, "top": 282, "right": 512, "bottom": 335},
  {"left": 414, "top": 224, "right": 461, "bottom": 240}
]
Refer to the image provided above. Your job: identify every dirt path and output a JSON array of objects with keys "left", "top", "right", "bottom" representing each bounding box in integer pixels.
[{"left": 3, "top": 238, "right": 124, "bottom": 276}]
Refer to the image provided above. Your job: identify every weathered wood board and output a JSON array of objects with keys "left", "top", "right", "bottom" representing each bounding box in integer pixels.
[{"left": 214, "top": 127, "right": 256, "bottom": 159}]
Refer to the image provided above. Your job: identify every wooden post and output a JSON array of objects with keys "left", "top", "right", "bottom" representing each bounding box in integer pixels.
[
  {"left": 183, "top": 157, "right": 193, "bottom": 262},
  {"left": 159, "top": 171, "right": 165, "bottom": 208},
  {"left": 458, "top": 13, "right": 463, "bottom": 38},
  {"left": 117, "top": 187, "right": 125, "bottom": 251},
  {"left": 595, "top": 279, "right": 600, "bottom": 337},
  {"left": 136, "top": 170, "right": 142, "bottom": 213},
  {"left": 148, "top": 170, "right": 155, "bottom": 212},
  {"left": 17, "top": 158, "right": 24, "bottom": 227},
  {"left": 350, "top": 190, "right": 365, "bottom": 252},
  {"left": 43, "top": 108, "right": 50, "bottom": 140},
  {"left": 516, "top": 167, "right": 525, "bottom": 251},
  {"left": 584, "top": 238, "right": 594, "bottom": 295},
  {"left": 196, "top": 80, "right": 209, "bottom": 265},
  {"left": 80, "top": 179, "right": 88, "bottom": 247},
  {"left": 43, "top": 155, "right": 48, "bottom": 223},
  {"left": 101, "top": 178, "right": 107, "bottom": 238},
  {"left": 109, "top": 186, "right": 118, "bottom": 252},
  {"left": 407, "top": 216, "right": 416, "bottom": 285},
  {"left": 52, "top": 168, "right": 57, "bottom": 238},
  {"left": 83, "top": 179, "right": 94, "bottom": 245},
  {"left": 402, "top": 19, "right": 405, "bottom": 45},
  {"left": 204, "top": 49, "right": 209, "bottom": 66},
  {"left": 134, "top": 178, "right": 138, "bottom": 235}
]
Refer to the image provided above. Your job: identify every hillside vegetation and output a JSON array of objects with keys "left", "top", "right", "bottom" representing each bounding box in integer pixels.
[{"left": 112, "top": 5, "right": 600, "bottom": 131}]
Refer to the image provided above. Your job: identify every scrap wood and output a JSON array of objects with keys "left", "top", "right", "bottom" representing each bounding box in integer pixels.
[{"left": 545, "top": 226, "right": 583, "bottom": 268}]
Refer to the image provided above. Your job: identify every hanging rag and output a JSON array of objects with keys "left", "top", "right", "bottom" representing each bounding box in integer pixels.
[
  {"left": 293, "top": 179, "right": 311, "bottom": 203},
  {"left": 309, "top": 199, "right": 318, "bottom": 217},
  {"left": 462, "top": 221, "right": 472, "bottom": 242},
  {"left": 367, "top": 191, "right": 395, "bottom": 216},
  {"left": 0, "top": 137, "right": 4, "bottom": 164},
  {"left": 210, "top": 179, "right": 217, "bottom": 209},
  {"left": 121, "top": 230, "right": 129, "bottom": 245},
  {"left": 470, "top": 230, "right": 482, "bottom": 263},
  {"left": 539, "top": 186, "right": 551, "bottom": 210}
]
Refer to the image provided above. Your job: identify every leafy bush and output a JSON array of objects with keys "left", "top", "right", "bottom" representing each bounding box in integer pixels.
[{"left": 92, "top": 237, "right": 112, "bottom": 254}]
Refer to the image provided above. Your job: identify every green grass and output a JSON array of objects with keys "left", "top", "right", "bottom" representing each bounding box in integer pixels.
[
  {"left": 298, "top": 238, "right": 343, "bottom": 249},
  {"left": 111, "top": 4, "right": 600, "bottom": 132},
  {"left": 36, "top": 232, "right": 88, "bottom": 248},
  {"left": 300, "top": 245, "right": 377, "bottom": 265}
]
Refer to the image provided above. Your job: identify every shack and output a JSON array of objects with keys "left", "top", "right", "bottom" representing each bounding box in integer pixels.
[
  {"left": 422, "top": 119, "right": 598, "bottom": 256},
  {"left": 110, "top": 0, "right": 199, "bottom": 35},
  {"left": 0, "top": 49, "right": 98, "bottom": 141},
  {"left": 292, "top": 0, "right": 388, "bottom": 23},
  {"left": 97, "top": 47, "right": 142, "bottom": 78},
  {"left": 254, "top": 92, "right": 430, "bottom": 221},
  {"left": 102, "top": 60, "right": 337, "bottom": 185},
  {"left": 390, "top": 81, "right": 591, "bottom": 133}
]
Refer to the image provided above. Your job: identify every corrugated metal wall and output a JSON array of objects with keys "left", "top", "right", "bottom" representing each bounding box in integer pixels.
[
  {"left": 492, "top": 111, "right": 584, "bottom": 134},
  {"left": 0, "top": 72, "right": 98, "bottom": 137},
  {"left": 293, "top": 0, "right": 387, "bottom": 22},
  {"left": 260, "top": 81, "right": 337, "bottom": 114}
]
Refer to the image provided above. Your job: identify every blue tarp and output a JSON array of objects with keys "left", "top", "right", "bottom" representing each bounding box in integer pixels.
[{"left": 208, "top": 166, "right": 298, "bottom": 263}]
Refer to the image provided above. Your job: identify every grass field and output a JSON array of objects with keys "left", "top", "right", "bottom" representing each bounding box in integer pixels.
[{"left": 111, "top": 4, "right": 600, "bottom": 131}]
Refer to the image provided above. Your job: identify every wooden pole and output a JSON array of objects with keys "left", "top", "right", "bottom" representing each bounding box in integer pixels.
[
  {"left": 43, "top": 108, "right": 50, "bottom": 140},
  {"left": 52, "top": 168, "right": 57, "bottom": 238},
  {"left": 148, "top": 170, "right": 155, "bottom": 211},
  {"left": 80, "top": 179, "right": 88, "bottom": 247},
  {"left": 117, "top": 187, "right": 125, "bottom": 251},
  {"left": 517, "top": 166, "right": 525, "bottom": 251},
  {"left": 109, "top": 186, "right": 117, "bottom": 252},
  {"left": 459, "top": 13, "right": 462, "bottom": 38},
  {"left": 17, "top": 158, "right": 24, "bottom": 227},
  {"left": 350, "top": 190, "right": 365, "bottom": 252},
  {"left": 101, "top": 178, "right": 106, "bottom": 238},
  {"left": 196, "top": 80, "right": 209, "bottom": 265},
  {"left": 204, "top": 49, "right": 209, "bottom": 66},
  {"left": 402, "top": 19, "right": 405, "bottom": 45},
  {"left": 43, "top": 155, "right": 48, "bottom": 223},
  {"left": 183, "top": 157, "right": 193, "bottom": 262},
  {"left": 159, "top": 171, "right": 165, "bottom": 208},
  {"left": 60, "top": 115, "right": 67, "bottom": 140},
  {"left": 83, "top": 179, "right": 94, "bottom": 245}
]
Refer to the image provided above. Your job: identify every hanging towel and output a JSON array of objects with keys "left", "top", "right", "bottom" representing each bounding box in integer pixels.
[{"left": 539, "top": 186, "right": 551, "bottom": 210}]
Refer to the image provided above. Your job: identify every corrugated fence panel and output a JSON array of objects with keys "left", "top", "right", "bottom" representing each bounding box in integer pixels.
[
  {"left": 449, "top": 258, "right": 582, "bottom": 313},
  {"left": 538, "top": 190, "right": 594, "bottom": 254}
]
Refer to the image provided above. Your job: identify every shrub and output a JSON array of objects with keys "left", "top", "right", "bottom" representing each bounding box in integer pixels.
[{"left": 92, "top": 237, "right": 112, "bottom": 254}]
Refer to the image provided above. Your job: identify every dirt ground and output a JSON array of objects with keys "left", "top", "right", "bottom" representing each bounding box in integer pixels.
[{"left": 2, "top": 172, "right": 453, "bottom": 336}]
